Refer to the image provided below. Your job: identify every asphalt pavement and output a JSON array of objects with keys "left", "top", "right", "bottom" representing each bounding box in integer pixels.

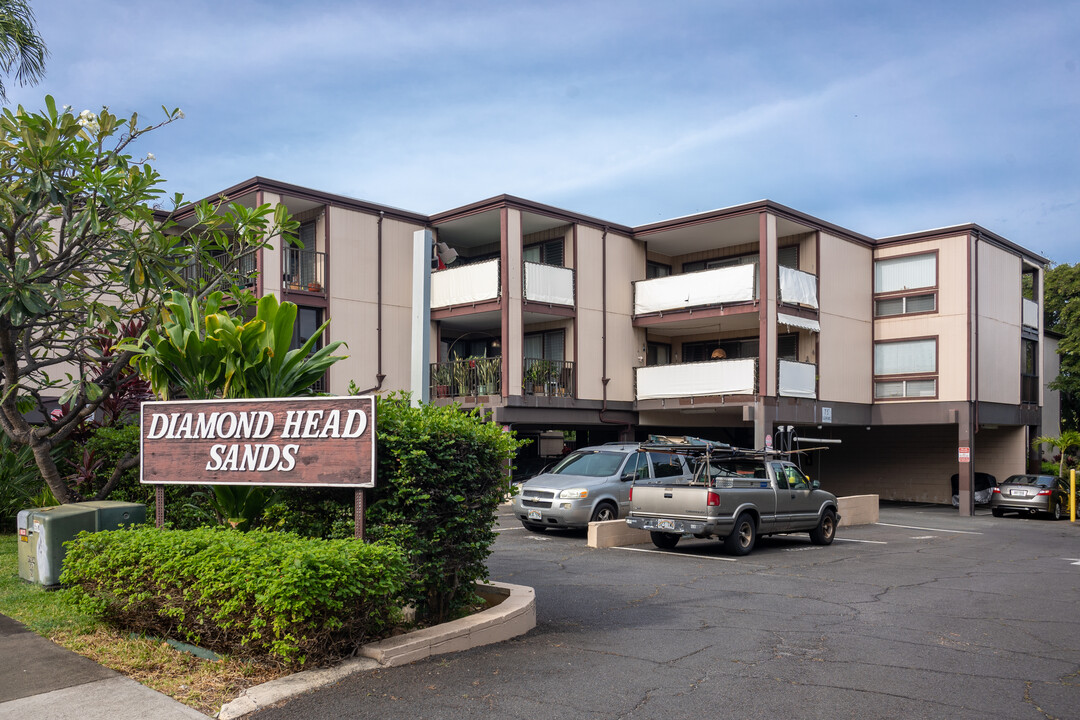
[{"left": 249, "top": 502, "right": 1080, "bottom": 720}]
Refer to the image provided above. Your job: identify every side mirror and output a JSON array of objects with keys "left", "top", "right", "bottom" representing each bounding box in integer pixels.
[
  {"left": 621, "top": 472, "right": 636, "bottom": 482},
  {"left": 811, "top": 479, "right": 820, "bottom": 490}
]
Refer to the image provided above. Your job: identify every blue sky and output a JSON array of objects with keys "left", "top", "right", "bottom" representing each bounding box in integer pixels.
[{"left": 11, "top": 0, "right": 1079, "bottom": 263}]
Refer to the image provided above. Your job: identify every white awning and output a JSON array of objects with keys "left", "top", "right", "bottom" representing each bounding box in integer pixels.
[{"left": 777, "top": 312, "right": 820, "bottom": 333}]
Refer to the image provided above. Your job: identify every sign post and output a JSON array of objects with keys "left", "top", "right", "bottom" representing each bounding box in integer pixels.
[{"left": 142, "top": 396, "right": 377, "bottom": 538}]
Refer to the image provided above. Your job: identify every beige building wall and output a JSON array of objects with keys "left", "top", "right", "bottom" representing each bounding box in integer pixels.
[
  {"left": 976, "top": 243, "right": 1022, "bottom": 404},
  {"left": 325, "top": 209, "right": 424, "bottom": 395},
  {"left": 259, "top": 192, "right": 284, "bottom": 299},
  {"left": 506, "top": 210, "right": 524, "bottom": 393},
  {"left": 873, "top": 235, "right": 970, "bottom": 402},
  {"left": 817, "top": 232, "right": 872, "bottom": 404}
]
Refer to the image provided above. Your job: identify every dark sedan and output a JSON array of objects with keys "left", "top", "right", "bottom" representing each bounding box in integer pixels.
[{"left": 990, "top": 474, "right": 1075, "bottom": 520}]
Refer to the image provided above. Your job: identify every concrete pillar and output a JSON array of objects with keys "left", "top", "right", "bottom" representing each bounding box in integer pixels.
[{"left": 957, "top": 405, "right": 974, "bottom": 516}]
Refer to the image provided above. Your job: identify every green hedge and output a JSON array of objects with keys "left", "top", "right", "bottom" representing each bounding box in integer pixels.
[
  {"left": 60, "top": 526, "right": 407, "bottom": 666},
  {"left": 369, "top": 394, "right": 524, "bottom": 622}
]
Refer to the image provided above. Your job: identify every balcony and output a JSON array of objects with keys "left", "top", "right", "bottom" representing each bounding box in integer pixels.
[
  {"left": 778, "top": 360, "right": 817, "bottom": 399},
  {"left": 523, "top": 358, "right": 574, "bottom": 397},
  {"left": 778, "top": 266, "right": 819, "bottom": 309},
  {"left": 1022, "top": 298, "right": 1039, "bottom": 330},
  {"left": 524, "top": 262, "right": 574, "bottom": 306},
  {"left": 283, "top": 247, "right": 327, "bottom": 294},
  {"left": 432, "top": 259, "right": 500, "bottom": 308},
  {"left": 430, "top": 357, "right": 502, "bottom": 398},
  {"left": 634, "top": 264, "right": 758, "bottom": 316},
  {"left": 182, "top": 249, "right": 258, "bottom": 294},
  {"left": 636, "top": 358, "right": 757, "bottom": 400}
]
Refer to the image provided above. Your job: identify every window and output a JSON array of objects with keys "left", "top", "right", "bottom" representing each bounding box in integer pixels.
[
  {"left": 647, "top": 342, "right": 671, "bottom": 366},
  {"left": 1022, "top": 338, "right": 1038, "bottom": 403},
  {"left": 524, "top": 329, "right": 564, "bottom": 362},
  {"left": 874, "top": 253, "right": 937, "bottom": 318},
  {"left": 681, "top": 334, "right": 795, "bottom": 363},
  {"left": 291, "top": 307, "right": 323, "bottom": 351},
  {"left": 649, "top": 453, "right": 685, "bottom": 478},
  {"left": 875, "top": 293, "right": 936, "bottom": 317},
  {"left": 873, "top": 338, "right": 936, "bottom": 399},
  {"left": 523, "top": 239, "right": 564, "bottom": 266},
  {"left": 623, "top": 452, "right": 651, "bottom": 481},
  {"left": 646, "top": 261, "right": 671, "bottom": 278},
  {"left": 683, "top": 253, "right": 758, "bottom": 273},
  {"left": 777, "top": 245, "right": 799, "bottom": 269}
]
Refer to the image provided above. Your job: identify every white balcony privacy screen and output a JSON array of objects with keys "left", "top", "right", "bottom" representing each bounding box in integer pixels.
[
  {"left": 778, "top": 266, "right": 819, "bottom": 308},
  {"left": 636, "top": 358, "right": 756, "bottom": 400},
  {"left": 634, "top": 264, "right": 756, "bottom": 315},
  {"left": 778, "top": 360, "right": 817, "bottom": 398},
  {"left": 431, "top": 259, "right": 500, "bottom": 307},
  {"left": 524, "top": 262, "right": 575, "bottom": 306},
  {"left": 1022, "top": 298, "right": 1039, "bottom": 329}
]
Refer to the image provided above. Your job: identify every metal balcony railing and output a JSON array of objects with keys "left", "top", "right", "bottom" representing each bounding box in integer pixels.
[
  {"left": 430, "top": 357, "right": 502, "bottom": 398},
  {"left": 523, "top": 358, "right": 574, "bottom": 397},
  {"left": 182, "top": 249, "right": 258, "bottom": 294},
  {"left": 283, "top": 247, "right": 327, "bottom": 293}
]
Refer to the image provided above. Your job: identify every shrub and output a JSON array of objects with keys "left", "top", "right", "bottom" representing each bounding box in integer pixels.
[
  {"left": 0, "top": 434, "right": 47, "bottom": 530},
  {"left": 368, "top": 393, "right": 524, "bottom": 622},
  {"left": 60, "top": 526, "right": 408, "bottom": 666}
]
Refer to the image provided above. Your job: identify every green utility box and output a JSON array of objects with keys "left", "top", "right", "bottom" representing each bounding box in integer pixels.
[
  {"left": 16, "top": 501, "right": 147, "bottom": 586},
  {"left": 17, "top": 505, "right": 97, "bottom": 586}
]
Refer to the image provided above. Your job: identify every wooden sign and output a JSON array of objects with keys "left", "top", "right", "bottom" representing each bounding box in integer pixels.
[{"left": 140, "top": 396, "right": 376, "bottom": 488}]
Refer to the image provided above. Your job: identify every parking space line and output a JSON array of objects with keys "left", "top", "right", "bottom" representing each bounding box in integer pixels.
[
  {"left": 609, "top": 546, "right": 738, "bottom": 561},
  {"left": 835, "top": 537, "right": 887, "bottom": 544},
  {"left": 494, "top": 526, "right": 526, "bottom": 533},
  {"left": 874, "top": 522, "right": 982, "bottom": 535}
]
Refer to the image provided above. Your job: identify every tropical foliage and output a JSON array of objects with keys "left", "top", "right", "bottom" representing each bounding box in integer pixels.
[{"left": 1044, "top": 262, "right": 1080, "bottom": 430}]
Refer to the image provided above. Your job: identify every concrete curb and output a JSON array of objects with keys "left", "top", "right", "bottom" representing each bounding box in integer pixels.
[{"left": 217, "top": 581, "right": 535, "bottom": 719}]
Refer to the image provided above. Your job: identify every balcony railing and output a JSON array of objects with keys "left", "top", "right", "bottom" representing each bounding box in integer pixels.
[
  {"left": 430, "top": 357, "right": 502, "bottom": 398},
  {"left": 636, "top": 358, "right": 757, "bottom": 400},
  {"left": 182, "top": 249, "right": 259, "bottom": 294},
  {"left": 778, "top": 266, "right": 819, "bottom": 309},
  {"left": 778, "top": 360, "right": 817, "bottom": 399},
  {"left": 634, "top": 264, "right": 758, "bottom": 315},
  {"left": 523, "top": 358, "right": 574, "bottom": 397},
  {"left": 1022, "top": 298, "right": 1039, "bottom": 329},
  {"left": 524, "top": 262, "right": 574, "bottom": 306},
  {"left": 283, "top": 247, "right": 327, "bottom": 293},
  {"left": 431, "top": 259, "right": 500, "bottom": 308}
]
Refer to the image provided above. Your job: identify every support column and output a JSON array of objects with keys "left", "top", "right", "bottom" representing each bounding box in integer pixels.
[
  {"left": 957, "top": 405, "right": 974, "bottom": 516},
  {"left": 753, "top": 400, "right": 775, "bottom": 452},
  {"left": 410, "top": 229, "right": 433, "bottom": 407}
]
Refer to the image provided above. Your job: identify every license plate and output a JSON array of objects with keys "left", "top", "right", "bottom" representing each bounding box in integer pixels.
[
  {"left": 528, "top": 509, "right": 542, "bottom": 520},
  {"left": 657, "top": 519, "right": 675, "bottom": 531},
  {"left": 1010, "top": 489, "right": 1027, "bottom": 497}
]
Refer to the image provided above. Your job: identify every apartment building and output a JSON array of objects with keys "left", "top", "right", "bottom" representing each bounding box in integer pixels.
[{"left": 173, "top": 178, "right": 1052, "bottom": 515}]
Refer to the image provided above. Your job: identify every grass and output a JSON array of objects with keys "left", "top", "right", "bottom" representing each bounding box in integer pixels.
[{"left": 0, "top": 534, "right": 289, "bottom": 715}]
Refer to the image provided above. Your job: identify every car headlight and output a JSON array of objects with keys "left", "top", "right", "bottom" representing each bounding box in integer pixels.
[{"left": 559, "top": 488, "right": 589, "bottom": 499}]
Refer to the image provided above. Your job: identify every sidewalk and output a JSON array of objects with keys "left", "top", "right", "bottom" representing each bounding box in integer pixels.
[{"left": 0, "top": 613, "right": 209, "bottom": 720}]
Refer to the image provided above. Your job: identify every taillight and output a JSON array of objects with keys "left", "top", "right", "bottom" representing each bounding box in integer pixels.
[
  {"left": 1037, "top": 490, "right": 1052, "bottom": 496},
  {"left": 992, "top": 487, "right": 1001, "bottom": 494},
  {"left": 629, "top": 488, "right": 633, "bottom": 501},
  {"left": 707, "top": 491, "right": 720, "bottom": 506}
]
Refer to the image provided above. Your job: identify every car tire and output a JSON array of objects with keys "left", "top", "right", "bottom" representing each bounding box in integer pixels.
[
  {"left": 1052, "top": 500, "right": 1063, "bottom": 521},
  {"left": 521, "top": 522, "right": 547, "bottom": 533},
  {"left": 650, "top": 531, "right": 680, "bottom": 549},
  {"left": 809, "top": 508, "right": 836, "bottom": 545},
  {"left": 590, "top": 502, "right": 618, "bottom": 523},
  {"left": 723, "top": 513, "right": 756, "bottom": 556},
  {"left": 991, "top": 507, "right": 1004, "bottom": 518}
]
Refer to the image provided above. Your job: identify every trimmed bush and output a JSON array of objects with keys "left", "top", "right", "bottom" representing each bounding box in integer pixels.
[
  {"left": 60, "top": 526, "right": 408, "bottom": 666},
  {"left": 369, "top": 394, "right": 524, "bottom": 622}
]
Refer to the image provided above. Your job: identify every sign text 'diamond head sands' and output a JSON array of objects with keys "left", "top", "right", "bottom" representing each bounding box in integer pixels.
[{"left": 140, "top": 396, "right": 376, "bottom": 488}]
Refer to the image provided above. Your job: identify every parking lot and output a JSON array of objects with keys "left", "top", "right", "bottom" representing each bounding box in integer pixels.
[{"left": 255, "top": 503, "right": 1080, "bottom": 720}]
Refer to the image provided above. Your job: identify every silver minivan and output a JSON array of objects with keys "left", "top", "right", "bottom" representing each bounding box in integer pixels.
[{"left": 511, "top": 443, "right": 692, "bottom": 531}]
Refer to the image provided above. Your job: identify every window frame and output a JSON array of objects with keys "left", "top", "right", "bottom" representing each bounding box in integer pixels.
[
  {"left": 873, "top": 336, "right": 939, "bottom": 400},
  {"left": 873, "top": 250, "right": 939, "bottom": 319}
]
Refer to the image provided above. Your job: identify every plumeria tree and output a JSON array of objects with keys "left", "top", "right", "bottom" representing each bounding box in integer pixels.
[{"left": 0, "top": 97, "right": 296, "bottom": 503}]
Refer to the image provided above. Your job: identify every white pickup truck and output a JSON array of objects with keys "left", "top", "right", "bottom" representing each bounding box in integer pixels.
[{"left": 625, "top": 437, "right": 839, "bottom": 555}]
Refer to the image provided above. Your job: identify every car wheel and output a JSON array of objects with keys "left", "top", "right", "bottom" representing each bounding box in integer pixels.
[
  {"left": 723, "top": 512, "right": 756, "bottom": 556},
  {"left": 1052, "top": 500, "right": 1063, "bottom": 521},
  {"left": 809, "top": 509, "right": 836, "bottom": 545},
  {"left": 650, "top": 531, "right": 680, "bottom": 549},
  {"left": 991, "top": 507, "right": 1004, "bottom": 518},
  {"left": 521, "top": 522, "right": 547, "bottom": 533},
  {"left": 590, "top": 502, "right": 618, "bottom": 523}
]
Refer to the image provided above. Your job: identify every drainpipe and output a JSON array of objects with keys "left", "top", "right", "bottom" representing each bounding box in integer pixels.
[
  {"left": 598, "top": 226, "right": 629, "bottom": 435},
  {"left": 354, "top": 212, "right": 386, "bottom": 395}
]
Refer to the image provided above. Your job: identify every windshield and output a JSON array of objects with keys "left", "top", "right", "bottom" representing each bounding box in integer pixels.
[
  {"left": 1005, "top": 475, "right": 1054, "bottom": 487},
  {"left": 549, "top": 450, "right": 626, "bottom": 478}
]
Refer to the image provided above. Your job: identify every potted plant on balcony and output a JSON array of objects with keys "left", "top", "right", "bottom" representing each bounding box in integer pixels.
[
  {"left": 525, "top": 359, "right": 556, "bottom": 396},
  {"left": 475, "top": 357, "right": 499, "bottom": 395},
  {"left": 432, "top": 363, "right": 452, "bottom": 398},
  {"left": 307, "top": 281, "right": 322, "bottom": 292},
  {"left": 452, "top": 359, "right": 473, "bottom": 397}
]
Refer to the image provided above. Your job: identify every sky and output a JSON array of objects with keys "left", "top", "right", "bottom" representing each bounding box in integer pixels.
[{"left": 10, "top": 0, "right": 1080, "bottom": 264}]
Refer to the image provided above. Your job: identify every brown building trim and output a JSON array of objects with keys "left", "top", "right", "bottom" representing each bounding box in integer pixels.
[
  {"left": 431, "top": 299, "right": 503, "bottom": 319},
  {"left": 879, "top": 224, "right": 1047, "bottom": 265},
  {"left": 632, "top": 303, "right": 758, "bottom": 326},
  {"left": 500, "top": 208, "right": 510, "bottom": 397},
  {"left": 522, "top": 302, "right": 576, "bottom": 318},
  {"left": 431, "top": 194, "right": 632, "bottom": 236}
]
